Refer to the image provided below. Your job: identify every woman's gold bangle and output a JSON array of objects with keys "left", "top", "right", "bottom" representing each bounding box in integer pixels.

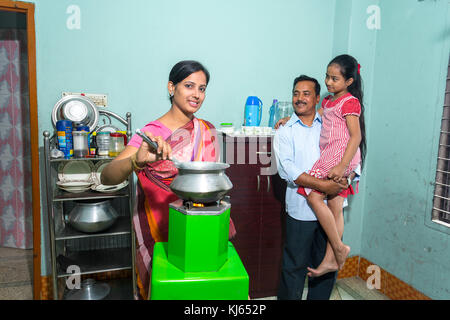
[{"left": 131, "top": 154, "right": 145, "bottom": 171}]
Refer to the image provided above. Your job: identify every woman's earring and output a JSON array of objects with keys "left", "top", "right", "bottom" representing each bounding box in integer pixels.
[{"left": 169, "top": 91, "right": 174, "bottom": 98}]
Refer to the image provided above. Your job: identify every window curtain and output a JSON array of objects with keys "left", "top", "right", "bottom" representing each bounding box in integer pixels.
[{"left": 0, "top": 29, "right": 32, "bottom": 249}]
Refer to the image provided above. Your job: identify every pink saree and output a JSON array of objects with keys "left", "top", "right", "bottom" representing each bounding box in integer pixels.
[{"left": 131, "top": 118, "right": 236, "bottom": 299}]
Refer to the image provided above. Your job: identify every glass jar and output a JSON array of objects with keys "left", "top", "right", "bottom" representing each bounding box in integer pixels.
[
  {"left": 72, "top": 131, "right": 89, "bottom": 158},
  {"left": 96, "top": 132, "right": 111, "bottom": 156},
  {"left": 109, "top": 132, "right": 127, "bottom": 157}
]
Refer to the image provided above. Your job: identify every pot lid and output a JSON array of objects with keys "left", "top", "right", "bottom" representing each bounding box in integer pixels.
[
  {"left": 176, "top": 161, "right": 230, "bottom": 172},
  {"left": 65, "top": 279, "right": 110, "bottom": 300}
]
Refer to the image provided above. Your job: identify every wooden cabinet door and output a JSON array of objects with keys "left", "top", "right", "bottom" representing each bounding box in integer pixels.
[
  {"left": 227, "top": 163, "right": 262, "bottom": 295},
  {"left": 257, "top": 174, "right": 284, "bottom": 298},
  {"left": 224, "top": 135, "right": 285, "bottom": 298}
]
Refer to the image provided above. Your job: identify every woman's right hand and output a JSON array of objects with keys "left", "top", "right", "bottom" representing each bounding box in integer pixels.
[
  {"left": 274, "top": 116, "right": 291, "bottom": 129},
  {"left": 135, "top": 131, "right": 173, "bottom": 167}
]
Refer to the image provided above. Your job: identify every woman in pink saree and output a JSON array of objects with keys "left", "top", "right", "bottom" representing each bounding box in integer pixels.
[{"left": 101, "top": 61, "right": 235, "bottom": 299}]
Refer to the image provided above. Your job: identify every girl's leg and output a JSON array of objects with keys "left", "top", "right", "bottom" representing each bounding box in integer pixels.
[
  {"left": 306, "top": 193, "right": 350, "bottom": 276},
  {"left": 307, "top": 196, "right": 347, "bottom": 277}
]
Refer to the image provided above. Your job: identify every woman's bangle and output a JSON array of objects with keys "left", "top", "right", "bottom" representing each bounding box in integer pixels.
[{"left": 131, "top": 154, "right": 145, "bottom": 171}]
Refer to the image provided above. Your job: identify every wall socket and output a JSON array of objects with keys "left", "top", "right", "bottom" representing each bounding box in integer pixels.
[{"left": 62, "top": 92, "right": 108, "bottom": 107}]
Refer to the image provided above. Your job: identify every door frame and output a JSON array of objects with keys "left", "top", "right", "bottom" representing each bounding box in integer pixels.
[{"left": 0, "top": 0, "right": 40, "bottom": 299}]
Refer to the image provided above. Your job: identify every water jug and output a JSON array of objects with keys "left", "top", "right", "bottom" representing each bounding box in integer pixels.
[
  {"left": 275, "top": 101, "right": 292, "bottom": 125},
  {"left": 268, "top": 99, "right": 278, "bottom": 128},
  {"left": 244, "top": 96, "right": 263, "bottom": 126}
]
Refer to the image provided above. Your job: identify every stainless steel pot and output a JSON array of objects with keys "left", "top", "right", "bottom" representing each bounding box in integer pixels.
[
  {"left": 65, "top": 199, "right": 118, "bottom": 233},
  {"left": 170, "top": 161, "right": 233, "bottom": 203},
  {"left": 135, "top": 129, "right": 233, "bottom": 202}
]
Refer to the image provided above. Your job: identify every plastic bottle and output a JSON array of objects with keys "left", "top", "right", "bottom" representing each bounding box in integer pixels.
[
  {"left": 268, "top": 99, "right": 278, "bottom": 128},
  {"left": 56, "top": 120, "right": 73, "bottom": 159},
  {"left": 89, "top": 132, "right": 97, "bottom": 156}
]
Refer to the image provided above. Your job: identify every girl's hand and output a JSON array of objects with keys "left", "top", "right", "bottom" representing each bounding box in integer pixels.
[
  {"left": 135, "top": 131, "right": 172, "bottom": 166},
  {"left": 327, "top": 164, "right": 346, "bottom": 181},
  {"left": 274, "top": 116, "right": 291, "bottom": 129}
]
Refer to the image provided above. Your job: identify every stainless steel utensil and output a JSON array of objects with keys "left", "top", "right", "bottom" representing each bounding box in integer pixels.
[
  {"left": 65, "top": 199, "right": 118, "bottom": 233},
  {"left": 52, "top": 95, "right": 99, "bottom": 132},
  {"left": 134, "top": 129, "right": 233, "bottom": 202},
  {"left": 65, "top": 279, "right": 110, "bottom": 300},
  {"left": 135, "top": 129, "right": 181, "bottom": 166},
  {"left": 170, "top": 161, "right": 233, "bottom": 202}
]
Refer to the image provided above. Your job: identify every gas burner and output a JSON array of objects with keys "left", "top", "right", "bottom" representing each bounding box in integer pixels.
[{"left": 183, "top": 200, "right": 220, "bottom": 210}]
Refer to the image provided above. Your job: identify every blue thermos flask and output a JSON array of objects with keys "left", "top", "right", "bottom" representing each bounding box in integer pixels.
[{"left": 244, "top": 96, "right": 263, "bottom": 126}]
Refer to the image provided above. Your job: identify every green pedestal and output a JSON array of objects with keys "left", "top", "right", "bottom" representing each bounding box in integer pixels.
[
  {"left": 168, "top": 202, "right": 230, "bottom": 272},
  {"left": 150, "top": 241, "right": 249, "bottom": 300}
]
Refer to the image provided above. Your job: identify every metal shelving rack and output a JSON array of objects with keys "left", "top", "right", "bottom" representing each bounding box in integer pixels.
[{"left": 43, "top": 111, "right": 136, "bottom": 300}]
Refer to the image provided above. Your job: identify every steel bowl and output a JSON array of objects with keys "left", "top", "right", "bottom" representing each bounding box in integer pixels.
[
  {"left": 65, "top": 199, "right": 118, "bottom": 233},
  {"left": 52, "top": 95, "right": 99, "bottom": 132},
  {"left": 170, "top": 161, "right": 233, "bottom": 203}
]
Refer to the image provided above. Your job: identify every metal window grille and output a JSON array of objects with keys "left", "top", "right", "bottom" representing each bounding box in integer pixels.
[{"left": 432, "top": 55, "right": 450, "bottom": 225}]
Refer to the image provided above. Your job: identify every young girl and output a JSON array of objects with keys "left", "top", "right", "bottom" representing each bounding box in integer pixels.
[{"left": 298, "top": 54, "right": 367, "bottom": 277}]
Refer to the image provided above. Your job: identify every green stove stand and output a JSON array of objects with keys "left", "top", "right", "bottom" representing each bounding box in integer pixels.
[
  {"left": 150, "top": 242, "right": 249, "bottom": 300},
  {"left": 167, "top": 201, "right": 231, "bottom": 272}
]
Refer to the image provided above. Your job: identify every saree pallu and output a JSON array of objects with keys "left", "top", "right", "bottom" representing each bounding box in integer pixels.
[{"left": 132, "top": 118, "right": 235, "bottom": 299}]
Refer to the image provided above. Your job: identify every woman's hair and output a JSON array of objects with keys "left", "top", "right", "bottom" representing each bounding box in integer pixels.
[
  {"left": 168, "top": 60, "right": 210, "bottom": 102},
  {"left": 329, "top": 54, "right": 367, "bottom": 168}
]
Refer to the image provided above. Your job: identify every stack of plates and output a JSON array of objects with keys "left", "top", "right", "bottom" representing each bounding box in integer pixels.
[
  {"left": 57, "top": 180, "right": 92, "bottom": 193},
  {"left": 91, "top": 160, "right": 128, "bottom": 193},
  {"left": 56, "top": 159, "right": 128, "bottom": 193},
  {"left": 57, "top": 161, "right": 94, "bottom": 193}
]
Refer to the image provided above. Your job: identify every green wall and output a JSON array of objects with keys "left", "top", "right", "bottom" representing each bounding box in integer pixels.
[
  {"left": 359, "top": 0, "right": 450, "bottom": 299},
  {"left": 29, "top": 0, "right": 450, "bottom": 299},
  {"left": 33, "top": 0, "right": 336, "bottom": 132}
]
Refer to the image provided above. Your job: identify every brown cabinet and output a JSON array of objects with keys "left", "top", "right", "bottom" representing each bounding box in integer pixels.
[{"left": 222, "top": 134, "right": 286, "bottom": 298}]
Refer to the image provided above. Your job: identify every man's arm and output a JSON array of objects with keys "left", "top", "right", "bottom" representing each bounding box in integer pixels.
[{"left": 274, "top": 130, "right": 349, "bottom": 196}]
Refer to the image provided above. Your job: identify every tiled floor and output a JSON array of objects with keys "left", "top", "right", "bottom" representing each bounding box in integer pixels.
[
  {"left": 0, "top": 247, "right": 33, "bottom": 300},
  {"left": 0, "top": 247, "right": 390, "bottom": 300},
  {"left": 254, "top": 277, "right": 391, "bottom": 300}
]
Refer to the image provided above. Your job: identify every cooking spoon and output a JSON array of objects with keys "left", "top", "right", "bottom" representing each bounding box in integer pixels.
[{"left": 135, "top": 129, "right": 181, "bottom": 167}]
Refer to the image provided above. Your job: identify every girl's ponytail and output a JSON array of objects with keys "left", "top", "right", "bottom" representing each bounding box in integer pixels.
[{"left": 329, "top": 54, "right": 367, "bottom": 168}]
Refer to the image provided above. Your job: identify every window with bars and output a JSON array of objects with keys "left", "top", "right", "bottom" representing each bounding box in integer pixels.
[{"left": 432, "top": 55, "right": 450, "bottom": 226}]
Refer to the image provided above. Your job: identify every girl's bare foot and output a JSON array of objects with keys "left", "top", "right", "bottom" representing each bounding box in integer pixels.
[
  {"left": 334, "top": 244, "right": 350, "bottom": 269},
  {"left": 307, "top": 261, "right": 339, "bottom": 277}
]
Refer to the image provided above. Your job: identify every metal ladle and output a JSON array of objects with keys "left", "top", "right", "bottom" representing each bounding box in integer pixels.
[{"left": 135, "top": 129, "right": 182, "bottom": 167}]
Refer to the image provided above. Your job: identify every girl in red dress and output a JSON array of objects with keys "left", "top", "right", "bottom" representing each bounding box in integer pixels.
[{"left": 298, "top": 54, "right": 367, "bottom": 277}]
